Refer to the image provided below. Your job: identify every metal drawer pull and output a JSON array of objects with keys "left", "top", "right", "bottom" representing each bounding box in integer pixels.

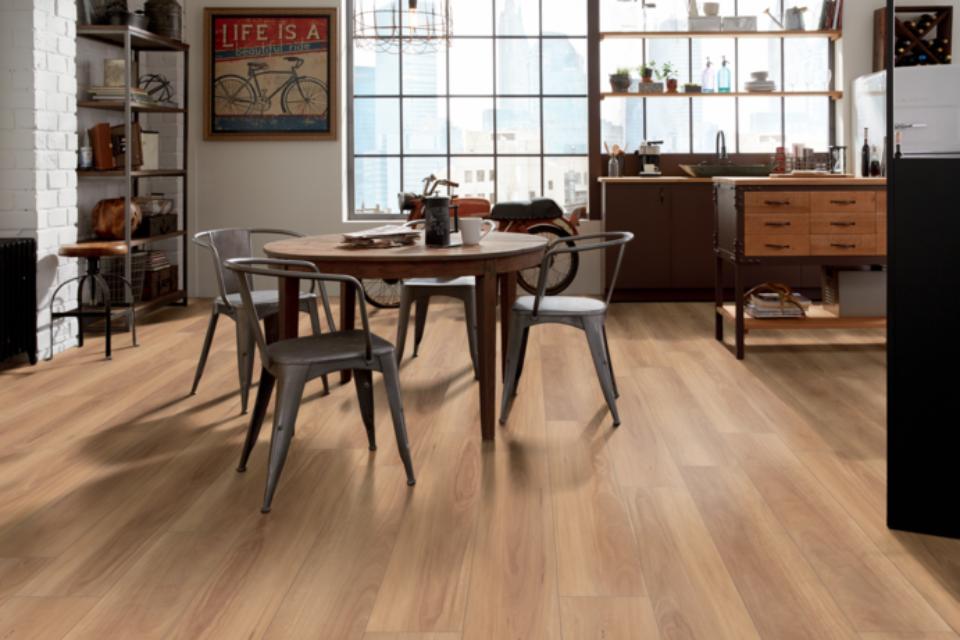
[
  {"left": 829, "top": 221, "right": 857, "bottom": 227},
  {"left": 765, "top": 221, "right": 791, "bottom": 227},
  {"left": 830, "top": 199, "right": 857, "bottom": 205},
  {"left": 830, "top": 242, "right": 857, "bottom": 249},
  {"left": 764, "top": 200, "right": 791, "bottom": 206},
  {"left": 765, "top": 243, "right": 791, "bottom": 249}
]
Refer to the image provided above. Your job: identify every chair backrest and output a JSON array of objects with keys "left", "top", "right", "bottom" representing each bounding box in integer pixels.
[
  {"left": 223, "top": 257, "right": 372, "bottom": 371},
  {"left": 531, "top": 231, "right": 634, "bottom": 316},
  {"left": 194, "top": 228, "right": 305, "bottom": 306}
]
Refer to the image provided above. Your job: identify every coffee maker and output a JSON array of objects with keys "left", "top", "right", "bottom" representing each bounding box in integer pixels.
[{"left": 637, "top": 140, "right": 663, "bottom": 176}]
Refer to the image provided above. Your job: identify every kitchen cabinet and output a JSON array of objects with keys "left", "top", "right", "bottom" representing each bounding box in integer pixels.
[{"left": 600, "top": 178, "right": 821, "bottom": 300}]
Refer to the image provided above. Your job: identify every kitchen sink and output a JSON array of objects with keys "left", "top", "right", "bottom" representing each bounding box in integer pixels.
[{"left": 679, "top": 163, "right": 771, "bottom": 178}]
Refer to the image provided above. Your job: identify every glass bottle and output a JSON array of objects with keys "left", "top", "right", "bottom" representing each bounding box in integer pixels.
[
  {"left": 701, "top": 57, "right": 715, "bottom": 93},
  {"left": 717, "top": 56, "right": 732, "bottom": 93}
]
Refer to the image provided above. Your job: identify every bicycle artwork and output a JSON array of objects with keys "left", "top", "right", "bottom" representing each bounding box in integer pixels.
[{"left": 204, "top": 8, "right": 338, "bottom": 140}]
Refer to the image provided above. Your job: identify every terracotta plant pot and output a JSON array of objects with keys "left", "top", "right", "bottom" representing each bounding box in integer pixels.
[
  {"left": 609, "top": 74, "right": 631, "bottom": 92},
  {"left": 666, "top": 78, "right": 679, "bottom": 93}
]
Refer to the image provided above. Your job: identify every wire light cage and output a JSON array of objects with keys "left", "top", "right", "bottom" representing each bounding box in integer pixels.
[{"left": 353, "top": 0, "right": 451, "bottom": 54}]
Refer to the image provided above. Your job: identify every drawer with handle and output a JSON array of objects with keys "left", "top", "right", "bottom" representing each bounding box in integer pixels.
[
  {"left": 745, "top": 213, "right": 810, "bottom": 236},
  {"left": 810, "top": 212, "right": 876, "bottom": 235},
  {"left": 810, "top": 234, "right": 878, "bottom": 256},
  {"left": 744, "top": 191, "right": 810, "bottom": 214},
  {"left": 811, "top": 191, "right": 877, "bottom": 213},
  {"left": 744, "top": 234, "right": 811, "bottom": 256}
]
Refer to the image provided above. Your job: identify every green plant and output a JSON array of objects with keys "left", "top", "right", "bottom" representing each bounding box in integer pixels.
[
  {"left": 657, "top": 62, "right": 678, "bottom": 81},
  {"left": 638, "top": 61, "right": 656, "bottom": 76},
  {"left": 612, "top": 67, "right": 632, "bottom": 76}
]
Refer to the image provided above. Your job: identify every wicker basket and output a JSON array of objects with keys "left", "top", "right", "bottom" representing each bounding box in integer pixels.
[{"left": 84, "top": 251, "right": 148, "bottom": 305}]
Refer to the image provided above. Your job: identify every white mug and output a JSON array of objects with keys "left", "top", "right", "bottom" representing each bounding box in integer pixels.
[{"left": 460, "top": 218, "right": 495, "bottom": 245}]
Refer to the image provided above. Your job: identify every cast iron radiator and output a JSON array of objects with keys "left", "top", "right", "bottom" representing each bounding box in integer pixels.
[{"left": 0, "top": 238, "right": 37, "bottom": 364}]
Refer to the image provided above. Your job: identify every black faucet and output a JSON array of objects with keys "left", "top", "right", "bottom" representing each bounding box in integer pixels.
[{"left": 716, "top": 130, "right": 729, "bottom": 162}]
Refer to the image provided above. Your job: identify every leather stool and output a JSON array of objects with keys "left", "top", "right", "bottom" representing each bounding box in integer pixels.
[{"left": 47, "top": 241, "right": 139, "bottom": 360}]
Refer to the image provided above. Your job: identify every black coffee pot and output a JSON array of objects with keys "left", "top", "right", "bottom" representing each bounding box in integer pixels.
[{"left": 423, "top": 196, "right": 459, "bottom": 247}]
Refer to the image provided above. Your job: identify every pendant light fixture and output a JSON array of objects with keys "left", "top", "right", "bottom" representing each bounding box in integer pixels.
[{"left": 353, "top": 0, "right": 451, "bottom": 54}]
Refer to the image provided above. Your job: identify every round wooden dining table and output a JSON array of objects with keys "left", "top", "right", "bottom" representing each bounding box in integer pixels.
[{"left": 262, "top": 231, "right": 548, "bottom": 440}]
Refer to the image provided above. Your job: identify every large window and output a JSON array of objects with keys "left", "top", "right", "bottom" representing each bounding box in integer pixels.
[{"left": 349, "top": 0, "right": 588, "bottom": 218}]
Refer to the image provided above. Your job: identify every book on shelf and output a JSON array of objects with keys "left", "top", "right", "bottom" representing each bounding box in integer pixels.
[
  {"left": 86, "top": 86, "right": 158, "bottom": 105},
  {"left": 746, "top": 291, "right": 811, "bottom": 319}
]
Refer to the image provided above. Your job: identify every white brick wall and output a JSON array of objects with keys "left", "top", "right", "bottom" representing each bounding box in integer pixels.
[{"left": 0, "top": 0, "right": 78, "bottom": 360}]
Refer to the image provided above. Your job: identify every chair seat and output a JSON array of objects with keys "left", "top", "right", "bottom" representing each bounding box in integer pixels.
[
  {"left": 222, "top": 289, "right": 315, "bottom": 310},
  {"left": 267, "top": 330, "right": 394, "bottom": 365},
  {"left": 403, "top": 276, "right": 475, "bottom": 288},
  {"left": 59, "top": 241, "right": 128, "bottom": 258},
  {"left": 513, "top": 295, "right": 606, "bottom": 316}
]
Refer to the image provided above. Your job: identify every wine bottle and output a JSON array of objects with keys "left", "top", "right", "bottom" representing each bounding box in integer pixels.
[
  {"left": 861, "top": 128, "right": 871, "bottom": 177},
  {"left": 895, "top": 131, "right": 903, "bottom": 160},
  {"left": 870, "top": 146, "right": 881, "bottom": 177}
]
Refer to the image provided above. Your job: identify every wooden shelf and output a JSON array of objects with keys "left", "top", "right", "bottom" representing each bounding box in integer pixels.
[
  {"left": 130, "top": 230, "right": 185, "bottom": 248},
  {"left": 78, "top": 100, "right": 185, "bottom": 114},
  {"left": 717, "top": 303, "right": 887, "bottom": 330},
  {"left": 602, "top": 90, "right": 843, "bottom": 100},
  {"left": 601, "top": 29, "right": 842, "bottom": 40},
  {"left": 78, "top": 169, "right": 186, "bottom": 178},
  {"left": 77, "top": 25, "right": 188, "bottom": 51}
]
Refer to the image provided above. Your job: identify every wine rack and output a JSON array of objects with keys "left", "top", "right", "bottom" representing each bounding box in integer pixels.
[{"left": 873, "top": 6, "right": 953, "bottom": 71}]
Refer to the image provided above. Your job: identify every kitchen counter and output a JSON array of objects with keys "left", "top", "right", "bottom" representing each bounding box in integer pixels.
[
  {"left": 597, "top": 176, "right": 714, "bottom": 184},
  {"left": 713, "top": 176, "right": 887, "bottom": 186}
]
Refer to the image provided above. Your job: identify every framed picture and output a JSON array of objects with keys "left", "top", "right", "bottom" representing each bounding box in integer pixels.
[{"left": 204, "top": 7, "right": 338, "bottom": 140}]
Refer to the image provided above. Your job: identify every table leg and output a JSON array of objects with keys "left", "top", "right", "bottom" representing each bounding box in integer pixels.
[
  {"left": 715, "top": 254, "right": 724, "bottom": 342},
  {"left": 498, "top": 271, "right": 517, "bottom": 380},
  {"left": 734, "top": 262, "right": 745, "bottom": 360},
  {"left": 476, "top": 266, "right": 498, "bottom": 440},
  {"left": 279, "top": 276, "right": 301, "bottom": 340},
  {"left": 340, "top": 283, "right": 356, "bottom": 384}
]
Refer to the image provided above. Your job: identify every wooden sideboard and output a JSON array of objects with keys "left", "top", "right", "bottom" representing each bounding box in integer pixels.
[{"left": 714, "top": 177, "right": 887, "bottom": 359}]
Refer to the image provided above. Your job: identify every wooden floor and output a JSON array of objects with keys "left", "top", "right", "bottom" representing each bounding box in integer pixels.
[{"left": 1, "top": 300, "right": 958, "bottom": 640}]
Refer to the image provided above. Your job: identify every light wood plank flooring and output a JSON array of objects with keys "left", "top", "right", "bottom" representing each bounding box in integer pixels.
[{"left": 0, "top": 300, "right": 957, "bottom": 639}]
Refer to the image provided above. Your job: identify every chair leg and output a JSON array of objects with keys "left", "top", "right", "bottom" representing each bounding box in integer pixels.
[
  {"left": 306, "top": 299, "right": 330, "bottom": 395},
  {"left": 353, "top": 368, "right": 377, "bottom": 451},
  {"left": 261, "top": 366, "right": 308, "bottom": 513},
  {"left": 190, "top": 309, "right": 220, "bottom": 395},
  {"left": 499, "top": 315, "right": 527, "bottom": 425},
  {"left": 93, "top": 274, "right": 112, "bottom": 360},
  {"left": 602, "top": 325, "right": 619, "bottom": 399},
  {"left": 514, "top": 327, "right": 530, "bottom": 394},
  {"left": 462, "top": 290, "right": 480, "bottom": 380},
  {"left": 236, "top": 315, "right": 256, "bottom": 414},
  {"left": 117, "top": 275, "right": 138, "bottom": 348},
  {"left": 395, "top": 286, "right": 413, "bottom": 364},
  {"left": 76, "top": 274, "right": 88, "bottom": 348},
  {"left": 379, "top": 355, "right": 416, "bottom": 486},
  {"left": 584, "top": 317, "right": 621, "bottom": 427},
  {"left": 238, "top": 368, "right": 275, "bottom": 472},
  {"left": 413, "top": 295, "right": 430, "bottom": 357}
]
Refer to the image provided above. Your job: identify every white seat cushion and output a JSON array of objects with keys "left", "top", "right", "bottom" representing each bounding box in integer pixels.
[
  {"left": 513, "top": 295, "right": 606, "bottom": 316},
  {"left": 403, "top": 276, "right": 476, "bottom": 288}
]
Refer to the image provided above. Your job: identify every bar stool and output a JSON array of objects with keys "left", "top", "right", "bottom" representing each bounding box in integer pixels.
[{"left": 47, "top": 241, "right": 138, "bottom": 360}]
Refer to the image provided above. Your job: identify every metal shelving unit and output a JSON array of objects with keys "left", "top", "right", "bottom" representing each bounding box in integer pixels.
[{"left": 76, "top": 24, "right": 189, "bottom": 316}]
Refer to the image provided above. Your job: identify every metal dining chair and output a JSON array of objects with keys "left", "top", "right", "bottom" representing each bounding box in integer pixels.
[
  {"left": 226, "top": 258, "right": 416, "bottom": 513},
  {"left": 191, "top": 228, "right": 335, "bottom": 413},
  {"left": 500, "top": 232, "right": 634, "bottom": 427},
  {"left": 394, "top": 219, "right": 479, "bottom": 378}
]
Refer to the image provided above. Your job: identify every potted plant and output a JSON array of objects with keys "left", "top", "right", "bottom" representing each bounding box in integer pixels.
[
  {"left": 639, "top": 60, "right": 656, "bottom": 84},
  {"left": 609, "top": 67, "right": 632, "bottom": 93},
  {"left": 658, "top": 62, "right": 679, "bottom": 93}
]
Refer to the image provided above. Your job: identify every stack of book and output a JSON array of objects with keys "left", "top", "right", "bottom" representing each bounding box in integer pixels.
[
  {"left": 746, "top": 291, "right": 811, "bottom": 319},
  {"left": 143, "top": 251, "right": 171, "bottom": 272},
  {"left": 341, "top": 226, "right": 420, "bottom": 249},
  {"left": 87, "top": 86, "right": 157, "bottom": 105}
]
